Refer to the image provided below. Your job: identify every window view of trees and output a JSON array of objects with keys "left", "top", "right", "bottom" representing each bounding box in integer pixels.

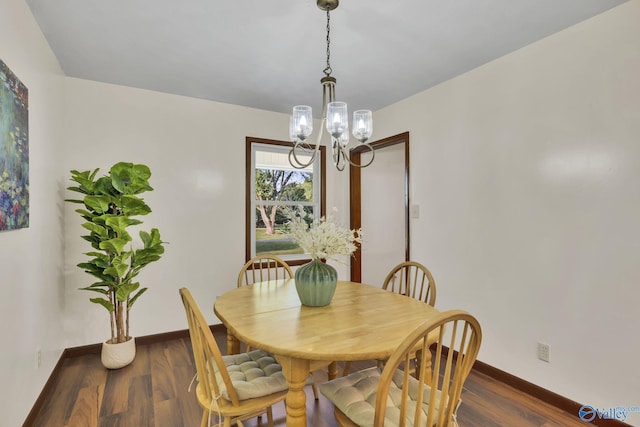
[
  {"left": 255, "top": 168, "right": 313, "bottom": 256},
  {"left": 247, "top": 138, "right": 324, "bottom": 264}
]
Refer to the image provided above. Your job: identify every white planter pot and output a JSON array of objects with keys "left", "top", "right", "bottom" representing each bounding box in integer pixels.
[{"left": 101, "top": 337, "right": 136, "bottom": 369}]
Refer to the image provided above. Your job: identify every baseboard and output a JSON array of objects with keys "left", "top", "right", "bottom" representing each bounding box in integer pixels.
[{"left": 22, "top": 324, "right": 226, "bottom": 427}]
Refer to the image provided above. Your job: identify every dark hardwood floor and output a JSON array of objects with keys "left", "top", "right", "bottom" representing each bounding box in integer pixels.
[{"left": 27, "top": 330, "right": 592, "bottom": 427}]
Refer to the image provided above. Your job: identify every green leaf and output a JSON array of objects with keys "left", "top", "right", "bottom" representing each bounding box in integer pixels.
[
  {"left": 68, "top": 169, "right": 98, "bottom": 193},
  {"left": 111, "top": 172, "right": 125, "bottom": 193},
  {"left": 104, "top": 254, "right": 130, "bottom": 278},
  {"left": 65, "top": 196, "right": 86, "bottom": 202},
  {"left": 116, "top": 282, "right": 140, "bottom": 302},
  {"left": 129, "top": 287, "right": 148, "bottom": 307},
  {"left": 89, "top": 297, "right": 114, "bottom": 312},
  {"left": 121, "top": 196, "right": 151, "bottom": 216},
  {"left": 79, "top": 285, "right": 109, "bottom": 295},
  {"left": 84, "top": 252, "right": 110, "bottom": 262},
  {"left": 84, "top": 195, "right": 112, "bottom": 213},
  {"left": 110, "top": 163, "right": 153, "bottom": 195},
  {"left": 77, "top": 262, "right": 103, "bottom": 273},
  {"left": 93, "top": 176, "right": 116, "bottom": 196},
  {"left": 81, "top": 222, "right": 108, "bottom": 238},
  {"left": 110, "top": 162, "right": 134, "bottom": 177},
  {"left": 99, "top": 238, "right": 128, "bottom": 255},
  {"left": 142, "top": 228, "right": 163, "bottom": 248},
  {"left": 105, "top": 216, "right": 136, "bottom": 230}
]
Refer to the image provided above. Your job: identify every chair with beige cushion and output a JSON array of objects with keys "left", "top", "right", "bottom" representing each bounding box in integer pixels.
[
  {"left": 320, "top": 310, "right": 482, "bottom": 427},
  {"left": 343, "top": 260, "right": 437, "bottom": 376},
  {"left": 180, "top": 287, "right": 289, "bottom": 427},
  {"left": 236, "top": 256, "right": 320, "bottom": 400},
  {"left": 237, "top": 255, "right": 294, "bottom": 288},
  {"left": 381, "top": 260, "right": 438, "bottom": 376}
]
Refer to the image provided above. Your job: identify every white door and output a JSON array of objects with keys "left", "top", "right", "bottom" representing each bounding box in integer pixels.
[{"left": 360, "top": 143, "right": 406, "bottom": 287}]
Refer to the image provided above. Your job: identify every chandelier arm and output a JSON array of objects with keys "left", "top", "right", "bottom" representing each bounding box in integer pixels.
[
  {"left": 289, "top": 145, "right": 315, "bottom": 169},
  {"left": 335, "top": 144, "right": 346, "bottom": 171},
  {"left": 288, "top": 118, "right": 326, "bottom": 169},
  {"left": 331, "top": 138, "right": 347, "bottom": 171},
  {"left": 344, "top": 143, "right": 376, "bottom": 168}
]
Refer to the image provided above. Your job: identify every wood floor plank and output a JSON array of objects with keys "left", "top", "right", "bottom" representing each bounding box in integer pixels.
[
  {"left": 150, "top": 342, "right": 179, "bottom": 402},
  {"left": 153, "top": 399, "right": 184, "bottom": 427},
  {"left": 98, "top": 367, "right": 131, "bottom": 417},
  {"left": 65, "top": 385, "right": 104, "bottom": 427},
  {"left": 125, "top": 374, "right": 155, "bottom": 427},
  {"left": 172, "top": 364, "right": 203, "bottom": 426}
]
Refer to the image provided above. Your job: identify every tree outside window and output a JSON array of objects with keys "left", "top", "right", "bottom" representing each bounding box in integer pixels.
[{"left": 246, "top": 138, "right": 325, "bottom": 264}]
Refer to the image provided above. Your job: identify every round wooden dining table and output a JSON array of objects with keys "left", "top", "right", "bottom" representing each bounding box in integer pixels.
[{"left": 214, "top": 279, "right": 441, "bottom": 427}]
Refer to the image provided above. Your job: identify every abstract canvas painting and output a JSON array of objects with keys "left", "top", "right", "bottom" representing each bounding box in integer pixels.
[{"left": 0, "top": 59, "right": 29, "bottom": 231}]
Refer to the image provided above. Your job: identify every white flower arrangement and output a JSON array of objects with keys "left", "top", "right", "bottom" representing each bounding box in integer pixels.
[{"left": 285, "top": 207, "right": 362, "bottom": 262}]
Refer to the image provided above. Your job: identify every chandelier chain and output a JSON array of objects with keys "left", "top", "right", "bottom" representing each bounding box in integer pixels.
[{"left": 323, "top": 9, "right": 332, "bottom": 77}]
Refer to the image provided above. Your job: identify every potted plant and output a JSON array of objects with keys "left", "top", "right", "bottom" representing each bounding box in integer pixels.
[
  {"left": 285, "top": 207, "right": 362, "bottom": 307},
  {"left": 66, "top": 162, "right": 165, "bottom": 369}
]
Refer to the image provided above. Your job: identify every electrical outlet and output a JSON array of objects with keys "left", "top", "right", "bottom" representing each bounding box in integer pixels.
[
  {"left": 537, "top": 342, "right": 550, "bottom": 363},
  {"left": 36, "top": 348, "right": 42, "bottom": 369}
]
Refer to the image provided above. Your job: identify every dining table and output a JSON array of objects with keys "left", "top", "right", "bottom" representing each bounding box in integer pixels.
[{"left": 214, "top": 279, "right": 441, "bottom": 427}]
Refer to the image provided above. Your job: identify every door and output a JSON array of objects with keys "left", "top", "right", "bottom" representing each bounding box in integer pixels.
[{"left": 350, "top": 132, "right": 409, "bottom": 284}]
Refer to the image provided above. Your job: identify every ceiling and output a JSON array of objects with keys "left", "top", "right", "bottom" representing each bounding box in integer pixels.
[{"left": 26, "top": 0, "right": 627, "bottom": 117}]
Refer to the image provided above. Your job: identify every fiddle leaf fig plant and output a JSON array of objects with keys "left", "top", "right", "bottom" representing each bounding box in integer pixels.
[{"left": 66, "top": 162, "right": 165, "bottom": 344}]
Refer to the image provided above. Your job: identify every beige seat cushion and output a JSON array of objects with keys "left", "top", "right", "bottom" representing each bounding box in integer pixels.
[
  {"left": 320, "top": 367, "right": 450, "bottom": 427},
  {"left": 217, "top": 349, "right": 288, "bottom": 400}
]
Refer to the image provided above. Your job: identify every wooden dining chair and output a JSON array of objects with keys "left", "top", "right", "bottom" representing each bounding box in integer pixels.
[
  {"left": 320, "top": 310, "right": 482, "bottom": 427},
  {"left": 343, "top": 260, "right": 438, "bottom": 376},
  {"left": 237, "top": 255, "right": 294, "bottom": 287},
  {"left": 236, "top": 256, "right": 320, "bottom": 400},
  {"left": 180, "top": 287, "right": 289, "bottom": 427},
  {"left": 383, "top": 261, "right": 437, "bottom": 306}
]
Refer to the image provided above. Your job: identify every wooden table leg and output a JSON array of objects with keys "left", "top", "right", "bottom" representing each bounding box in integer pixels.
[
  {"left": 278, "top": 356, "right": 309, "bottom": 427},
  {"left": 226, "top": 331, "right": 241, "bottom": 355},
  {"left": 327, "top": 361, "right": 338, "bottom": 380}
]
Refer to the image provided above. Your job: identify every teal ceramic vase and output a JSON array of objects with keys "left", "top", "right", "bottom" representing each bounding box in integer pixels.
[{"left": 294, "top": 258, "right": 338, "bottom": 307}]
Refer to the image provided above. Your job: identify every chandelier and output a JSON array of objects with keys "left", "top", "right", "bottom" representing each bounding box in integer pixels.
[{"left": 289, "top": 0, "right": 375, "bottom": 171}]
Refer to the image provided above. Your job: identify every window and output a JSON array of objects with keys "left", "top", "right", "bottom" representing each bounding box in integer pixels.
[{"left": 246, "top": 137, "right": 325, "bottom": 265}]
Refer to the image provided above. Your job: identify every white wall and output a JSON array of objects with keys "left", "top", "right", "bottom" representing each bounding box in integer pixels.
[
  {"left": 0, "top": 0, "right": 66, "bottom": 425},
  {"left": 62, "top": 78, "right": 346, "bottom": 347},
  {"left": 374, "top": 0, "right": 640, "bottom": 422}
]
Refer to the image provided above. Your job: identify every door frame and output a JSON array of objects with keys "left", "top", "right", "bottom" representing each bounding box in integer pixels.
[{"left": 349, "top": 132, "right": 410, "bottom": 282}]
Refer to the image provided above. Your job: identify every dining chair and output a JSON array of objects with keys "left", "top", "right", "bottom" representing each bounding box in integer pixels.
[
  {"left": 180, "top": 287, "right": 289, "bottom": 427},
  {"left": 236, "top": 256, "right": 320, "bottom": 400},
  {"left": 237, "top": 255, "right": 294, "bottom": 287},
  {"left": 343, "top": 260, "right": 438, "bottom": 376},
  {"left": 382, "top": 261, "right": 437, "bottom": 306},
  {"left": 320, "top": 310, "right": 482, "bottom": 427}
]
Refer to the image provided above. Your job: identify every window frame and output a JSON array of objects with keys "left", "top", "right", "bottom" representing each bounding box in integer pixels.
[{"left": 245, "top": 137, "right": 326, "bottom": 266}]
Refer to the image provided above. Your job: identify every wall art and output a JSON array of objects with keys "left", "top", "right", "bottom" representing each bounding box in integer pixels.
[{"left": 0, "top": 59, "right": 29, "bottom": 231}]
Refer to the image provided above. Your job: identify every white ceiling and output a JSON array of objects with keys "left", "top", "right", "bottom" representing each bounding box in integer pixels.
[{"left": 26, "top": 0, "right": 627, "bottom": 117}]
